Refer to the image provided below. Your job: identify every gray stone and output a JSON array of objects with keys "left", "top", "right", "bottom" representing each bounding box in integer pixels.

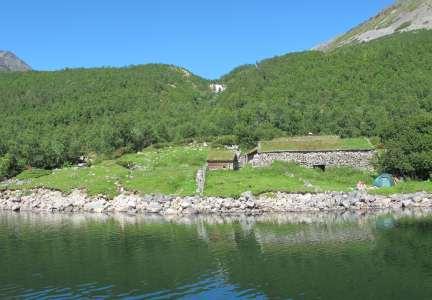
[
  {"left": 1, "top": 188, "right": 432, "bottom": 216},
  {"left": 147, "top": 202, "right": 162, "bottom": 213},
  {"left": 181, "top": 199, "right": 192, "bottom": 209},
  {"left": 64, "top": 205, "right": 74, "bottom": 213},
  {"left": 182, "top": 207, "right": 197, "bottom": 215},
  {"left": 341, "top": 200, "right": 350, "bottom": 209},
  {"left": 249, "top": 151, "right": 375, "bottom": 170},
  {"left": 413, "top": 192, "right": 427, "bottom": 203},
  {"left": 154, "top": 194, "right": 167, "bottom": 203},
  {"left": 245, "top": 200, "right": 256, "bottom": 209},
  {"left": 84, "top": 199, "right": 107, "bottom": 213},
  {"left": 165, "top": 208, "right": 179, "bottom": 215},
  {"left": 241, "top": 191, "right": 254, "bottom": 201},
  {"left": 402, "top": 200, "right": 413, "bottom": 208},
  {"left": 223, "top": 199, "right": 232, "bottom": 209}
]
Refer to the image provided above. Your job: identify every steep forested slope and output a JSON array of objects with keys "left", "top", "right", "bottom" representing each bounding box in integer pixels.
[
  {"left": 1, "top": 30, "right": 432, "bottom": 174},
  {"left": 0, "top": 64, "right": 211, "bottom": 169},
  {"left": 215, "top": 30, "right": 432, "bottom": 144}
]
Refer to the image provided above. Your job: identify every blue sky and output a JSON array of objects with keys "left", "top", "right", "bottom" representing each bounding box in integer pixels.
[{"left": 2, "top": 0, "right": 394, "bottom": 78}]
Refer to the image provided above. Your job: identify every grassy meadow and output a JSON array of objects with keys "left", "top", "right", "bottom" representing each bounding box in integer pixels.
[
  {"left": 1, "top": 145, "right": 431, "bottom": 199},
  {"left": 205, "top": 161, "right": 373, "bottom": 198},
  {"left": 3, "top": 147, "right": 207, "bottom": 198}
]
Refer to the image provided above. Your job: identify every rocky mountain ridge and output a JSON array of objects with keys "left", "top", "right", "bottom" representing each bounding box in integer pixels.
[
  {"left": 0, "top": 51, "right": 31, "bottom": 71},
  {"left": 316, "top": 0, "right": 432, "bottom": 51}
]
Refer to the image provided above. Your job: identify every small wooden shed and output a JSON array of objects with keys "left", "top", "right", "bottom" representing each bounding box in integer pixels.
[{"left": 207, "top": 149, "right": 239, "bottom": 171}]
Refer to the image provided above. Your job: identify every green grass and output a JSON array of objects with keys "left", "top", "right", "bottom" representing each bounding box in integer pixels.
[
  {"left": 119, "top": 147, "right": 207, "bottom": 196},
  {"left": 10, "top": 161, "right": 129, "bottom": 198},
  {"left": 205, "top": 161, "right": 373, "bottom": 198},
  {"left": 259, "top": 136, "right": 374, "bottom": 153},
  {"left": 371, "top": 180, "right": 432, "bottom": 196},
  {"left": 6, "top": 147, "right": 207, "bottom": 198},
  {"left": 16, "top": 169, "right": 52, "bottom": 180},
  {"left": 4, "top": 146, "right": 431, "bottom": 199},
  {"left": 207, "top": 149, "right": 236, "bottom": 161}
]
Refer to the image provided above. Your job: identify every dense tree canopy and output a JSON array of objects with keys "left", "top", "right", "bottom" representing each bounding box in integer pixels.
[
  {"left": 379, "top": 113, "right": 432, "bottom": 179},
  {"left": 0, "top": 30, "right": 432, "bottom": 176},
  {"left": 216, "top": 30, "right": 432, "bottom": 144}
]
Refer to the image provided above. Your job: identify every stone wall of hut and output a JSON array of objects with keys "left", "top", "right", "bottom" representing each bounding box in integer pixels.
[{"left": 248, "top": 151, "right": 375, "bottom": 170}]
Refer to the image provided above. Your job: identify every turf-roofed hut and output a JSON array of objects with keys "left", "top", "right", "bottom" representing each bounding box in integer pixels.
[
  {"left": 207, "top": 149, "right": 239, "bottom": 171},
  {"left": 247, "top": 136, "right": 375, "bottom": 170}
]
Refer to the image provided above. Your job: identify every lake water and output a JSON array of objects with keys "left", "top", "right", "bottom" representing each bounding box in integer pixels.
[{"left": 1, "top": 211, "right": 432, "bottom": 299}]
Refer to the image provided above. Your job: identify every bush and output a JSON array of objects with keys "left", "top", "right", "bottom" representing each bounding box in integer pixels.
[
  {"left": 379, "top": 113, "right": 432, "bottom": 179},
  {"left": 0, "top": 154, "right": 16, "bottom": 180},
  {"left": 368, "top": 136, "right": 385, "bottom": 149}
]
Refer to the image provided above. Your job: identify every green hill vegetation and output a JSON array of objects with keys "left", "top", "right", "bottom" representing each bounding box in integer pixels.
[
  {"left": 217, "top": 30, "right": 432, "bottom": 146},
  {"left": 0, "top": 30, "right": 432, "bottom": 180},
  {"left": 259, "top": 136, "right": 373, "bottom": 153}
]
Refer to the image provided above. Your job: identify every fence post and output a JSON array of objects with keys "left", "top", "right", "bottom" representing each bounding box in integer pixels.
[{"left": 196, "top": 163, "right": 207, "bottom": 195}]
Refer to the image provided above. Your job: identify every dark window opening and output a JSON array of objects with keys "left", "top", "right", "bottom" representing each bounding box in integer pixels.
[{"left": 314, "top": 164, "right": 326, "bottom": 172}]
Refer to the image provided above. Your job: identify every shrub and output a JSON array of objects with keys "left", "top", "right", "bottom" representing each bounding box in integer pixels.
[
  {"left": 379, "top": 113, "right": 432, "bottom": 179},
  {"left": 368, "top": 136, "right": 385, "bottom": 149},
  {"left": 0, "top": 154, "right": 16, "bottom": 180}
]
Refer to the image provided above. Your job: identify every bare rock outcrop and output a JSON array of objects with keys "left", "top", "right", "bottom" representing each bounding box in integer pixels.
[{"left": 0, "top": 51, "right": 31, "bottom": 72}]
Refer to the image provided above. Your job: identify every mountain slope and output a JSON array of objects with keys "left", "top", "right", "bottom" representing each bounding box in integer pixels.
[
  {"left": 218, "top": 30, "right": 432, "bottom": 143},
  {"left": 0, "top": 51, "right": 31, "bottom": 71},
  {"left": 1, "top": 30, "right": 432, "bottom": 172},
  {"left": 316, "top": 0, "right": 432, "bottom": 51},
  {"left": 0, "top": 64, "right": 212, "bottom": 168}
]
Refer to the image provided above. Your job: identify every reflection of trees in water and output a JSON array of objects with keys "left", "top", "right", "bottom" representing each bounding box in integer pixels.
[
  {"left": 1, "top": 211, "right": 432, "bottom": 299},
  {"left": 373, "top": 216, "right": 432, "bottom": 270},
  {"left": 206, "top": 216, "right": 432, "bottom": 299},
  {"left": 0, "top": 213, "right": 218, "bottom": 298}
]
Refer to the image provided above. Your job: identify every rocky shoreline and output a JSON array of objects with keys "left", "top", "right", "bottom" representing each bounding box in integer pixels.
[{"left": 1, "top": 189, "right": 432, "bottom": 216}]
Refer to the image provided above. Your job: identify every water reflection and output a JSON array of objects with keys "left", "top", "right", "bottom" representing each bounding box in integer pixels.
[{"left": 1, "top": 210, "right": 432, "bottom": 299}]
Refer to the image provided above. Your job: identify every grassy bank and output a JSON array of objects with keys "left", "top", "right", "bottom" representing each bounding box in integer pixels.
[
  {"left": 370, "top": 180, "right": 432, "bottom": 196},
  {"left": 3, "top": 147, "right": 207, "bottom": 198},
  {"left": 205, "top": 162, "right": 373, "bottom": 198},
  {"left": 1, "top": 146, "right": 431, "bottom": 198}
]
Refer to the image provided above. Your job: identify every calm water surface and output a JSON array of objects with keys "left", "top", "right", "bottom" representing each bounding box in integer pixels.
[{"left": 1, "top": 211, "right": 432, "bottom": 299}]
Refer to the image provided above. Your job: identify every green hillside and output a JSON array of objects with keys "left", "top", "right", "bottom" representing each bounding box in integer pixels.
[
  {"left": 0, "top": 64, "right": 212, "bottom": 172},
  {"left": 1, "top": 30, "right": 432, "bottom": 177},
  {"left": 216, "top": 30, "right": 432, "bottom": 145}
]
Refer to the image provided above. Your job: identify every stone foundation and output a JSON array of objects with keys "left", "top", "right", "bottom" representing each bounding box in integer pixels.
[{"left": 249, "top": 151, "right": 375, "bottom": 169}]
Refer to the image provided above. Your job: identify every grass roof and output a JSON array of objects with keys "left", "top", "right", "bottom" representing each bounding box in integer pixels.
[
  {"left": 207, "top": 149, "right": 236, "bottom": 162},
  {"left": 259, "top": 136, "right": 374, "bottom": 153}
]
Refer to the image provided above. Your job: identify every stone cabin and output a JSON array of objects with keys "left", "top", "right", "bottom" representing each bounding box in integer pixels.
[
  {"left": 247, "top": 136, "right": 376, "bottom": 170},
  {"left": 207, "top": 150, "right": 239, "bottom": 171}
]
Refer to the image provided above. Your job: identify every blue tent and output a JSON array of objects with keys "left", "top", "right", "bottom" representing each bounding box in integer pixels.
[{"left": 374, "top": 173, "right": 395, "bottom": 188}]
